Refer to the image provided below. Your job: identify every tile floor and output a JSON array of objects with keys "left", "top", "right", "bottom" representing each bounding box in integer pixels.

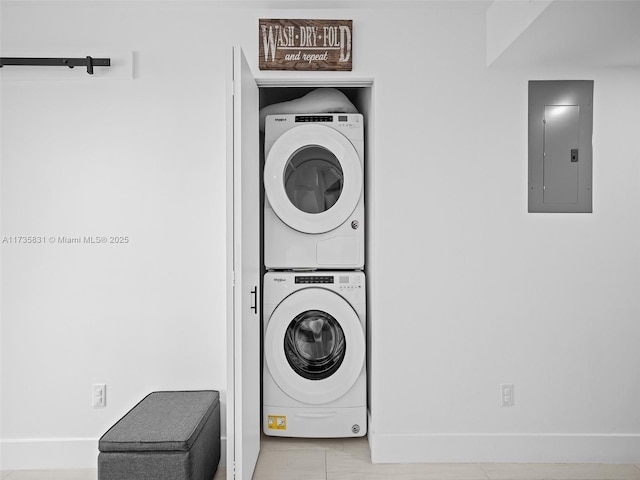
[
  {"left": 0, "top": 468, "right": 226, "bottom": 480},
  {"left": 1, "top": 437, "right": 640, "bottom": 480},
  {"left": 256, "top": 436, "right": 640, "bottom": 480}
]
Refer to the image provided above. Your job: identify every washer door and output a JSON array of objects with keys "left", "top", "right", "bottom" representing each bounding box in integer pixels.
[
  {"left": 264, "top": 124, "right": 363, "bottom": 234},
  {"left": 265, "top": 288, "right": 365, "bottom": 405}
]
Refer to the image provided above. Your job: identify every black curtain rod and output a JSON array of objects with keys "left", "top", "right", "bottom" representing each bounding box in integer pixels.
[{"left": 0, "top": 56, "right": 111, "bottom": 75}]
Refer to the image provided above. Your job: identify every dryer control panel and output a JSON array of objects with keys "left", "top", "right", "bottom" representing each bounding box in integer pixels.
[
  {"left": 265, "top": 113, "right": 364, "bottom": 150},
  {"left": 295, "top": 115, "right": 334, "bottom": 122},
  {"left": 292, "top": 114, "right": 361, "bottom": 129}
]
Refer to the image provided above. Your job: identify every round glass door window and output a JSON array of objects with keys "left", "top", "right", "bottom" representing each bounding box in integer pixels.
[
  {"left": 284, "top": 310, "right": 346, "bottom": 380},
  {"left": 284, "top": 147, "right": 344, "bottom": 214}
]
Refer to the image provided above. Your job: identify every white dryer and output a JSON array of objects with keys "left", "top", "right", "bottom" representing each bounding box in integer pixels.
[
  {"left": 263, "top": 271, "right": 366, "bottom": 438},
  {"left": 264, "top": 113, "right": 364, "bottom": 270}
]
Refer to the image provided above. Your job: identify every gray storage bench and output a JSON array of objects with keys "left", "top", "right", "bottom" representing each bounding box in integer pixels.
[{"left": 98, "top": 390, "right": 220, "bottom": 480}]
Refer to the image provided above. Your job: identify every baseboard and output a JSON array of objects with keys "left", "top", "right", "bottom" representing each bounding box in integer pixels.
[
  {"left": 0, "top": 436, "right": 227, "bottom": 470},
  {"left": 369, "top": 432, "right": 640, "bottom": 464}
]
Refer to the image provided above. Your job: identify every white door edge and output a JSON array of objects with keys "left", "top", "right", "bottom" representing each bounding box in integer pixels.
[{"left": 227, "top": 45, "right": 260, "bottom": 480}]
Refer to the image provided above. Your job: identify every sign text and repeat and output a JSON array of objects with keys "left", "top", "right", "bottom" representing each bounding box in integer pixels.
[{"left": 259, "top": 19, "right": 352, "bottom": 71}]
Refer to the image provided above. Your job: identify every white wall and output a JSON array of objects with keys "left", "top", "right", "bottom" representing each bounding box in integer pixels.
[
  {"left": 1, "top": 1, "right": 639, "bottom": 470},
  {"left": 0, "top": 2, "right": 235, "bottom": 469},
  {"left": 362, "top": 6, "right": 640, "bottom": 463}
]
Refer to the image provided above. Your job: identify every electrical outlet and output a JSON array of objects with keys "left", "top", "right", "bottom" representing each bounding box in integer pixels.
[
  {"left": 501, "top": 383, "right": 514, "bottom": 407},
  {"left": 93, "top": 383, "right": 107, "bottom": 408}
]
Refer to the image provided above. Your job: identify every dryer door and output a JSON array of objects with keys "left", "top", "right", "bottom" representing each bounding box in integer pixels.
[
  {"left": 265, "top": 288, "right": 365, "bottom": 405},
  {"left": 264, "top": 124, "right": 363, "bottom": 234}
]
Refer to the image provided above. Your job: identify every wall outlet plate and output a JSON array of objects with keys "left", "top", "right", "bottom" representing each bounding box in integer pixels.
[
  {"left": 93, "top": 383, "right": 107, "bottom": 408},
  {"left": 501, "top": 383, "right": 514, "bottom": 407}
]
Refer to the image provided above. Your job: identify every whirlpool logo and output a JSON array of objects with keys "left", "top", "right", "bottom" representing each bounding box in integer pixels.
[
  {"left": 273, "top": 277, "right": 287, "bottom": 283},
  {"left": 274, "top": 118, "right": 287, "bottom": 122}
]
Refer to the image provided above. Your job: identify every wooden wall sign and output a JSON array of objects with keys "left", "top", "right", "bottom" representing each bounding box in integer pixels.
[{"left": 259, "top": 19, "right": 352, "bottom": 71}]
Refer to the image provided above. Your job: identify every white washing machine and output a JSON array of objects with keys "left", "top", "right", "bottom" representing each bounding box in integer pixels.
[
  {"left": 263, "top": 271, "right": 366, "bottom": 438},
  {"left": 264, "top": 113, "right": 364, "bottom": 270}
]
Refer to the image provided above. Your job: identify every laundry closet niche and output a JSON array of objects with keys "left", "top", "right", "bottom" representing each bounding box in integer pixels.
[{"left": 257, "top": 81, "right": 376, "bottom": 436}]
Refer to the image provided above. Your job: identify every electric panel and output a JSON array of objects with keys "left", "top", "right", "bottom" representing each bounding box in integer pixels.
[{"left": 528, "top": 81, "right": 593, "bottom": 213}]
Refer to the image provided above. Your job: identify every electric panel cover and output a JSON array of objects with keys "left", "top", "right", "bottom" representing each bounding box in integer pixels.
[{"left": 528, "top": 80, "right": 593, "bottom": 213}]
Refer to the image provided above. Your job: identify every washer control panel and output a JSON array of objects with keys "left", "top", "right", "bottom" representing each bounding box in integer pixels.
[
  {"left": 265, "top": 272, "right": 365, "bottom": 310},
  {"left": 292, "top": 274, "right": 362, "bottom": 291},
  {"left": 295, "top": 275, "right": 334, "bottom": 284},
  {"left": 338, "top": 274, "right": 362, "bottom": 292}
]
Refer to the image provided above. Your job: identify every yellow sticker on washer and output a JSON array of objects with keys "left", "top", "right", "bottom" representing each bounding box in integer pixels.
[{"left": 267, "top": 415, "right": 287, "bottom": 430}]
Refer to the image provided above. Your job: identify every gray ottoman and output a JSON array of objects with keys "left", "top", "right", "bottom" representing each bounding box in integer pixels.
[{"left": 98, "top": 390, "right": 220, "bottom": 480}]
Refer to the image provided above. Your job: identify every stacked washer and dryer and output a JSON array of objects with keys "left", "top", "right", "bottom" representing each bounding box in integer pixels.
[{"left": 262, "top": 112, "right": 367, "bottom": 438}]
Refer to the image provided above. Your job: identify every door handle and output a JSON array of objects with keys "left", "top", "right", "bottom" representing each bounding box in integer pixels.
[{"left": 250, "top": 286, "right": 258, "bottom": 315}]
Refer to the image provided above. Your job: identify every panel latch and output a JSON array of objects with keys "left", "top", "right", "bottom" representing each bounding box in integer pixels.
[{"left": 571, "top": 148, "right": 579, "bottom": 163}]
